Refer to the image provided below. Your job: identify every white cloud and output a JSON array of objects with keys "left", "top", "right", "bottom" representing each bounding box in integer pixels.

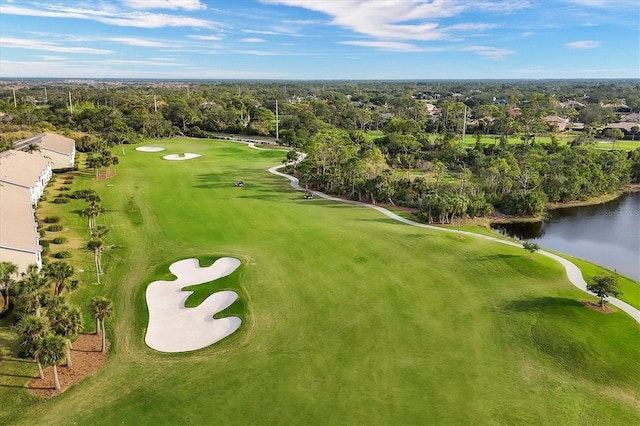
[
  {"left": 564, "top": 40, "right": 601, "bottom": 49},
  {"left": 239, "top": 38, "right": 266, "bottom": 43},
  {"left": 119, "top": 0, "right": 206, "bottom": 10},
  {"left": 339, "top": 40, "right": 423, "bottom": 51},
  {"left": 460, "top": 45, "right": 515, "bottom": 59},
  {"left": 233, "top": 50, "right": 281, "bottom": 56},
  {"left": 188, "top": 35, "right": 224, "bottom": 41},
  {"left": 0, "top": 4, "right": 216, "bottom": 29},
  {"left": 565, "top": 0, "right": 638, "bottom": 8},
  {"left": 262, "top": 1, "right": 530, "bottom": 41},
  {"left": 108, "top": 37, "right": 172, "bottom": 47},
  {"left": 0, "top": 37, "right": 112, "bottom": 54}
]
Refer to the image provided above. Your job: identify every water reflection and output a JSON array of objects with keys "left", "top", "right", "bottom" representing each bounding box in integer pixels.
[{"left": 492, "top": 192, "right": 640, "bottom": 281}]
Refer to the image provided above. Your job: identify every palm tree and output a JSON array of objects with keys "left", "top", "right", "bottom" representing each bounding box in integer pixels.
[
  {"left": 16, "top": 314, "right": 49, "bottom": 378},
  {"left": 49, "top": 304, "right": 83, "bottom": 367},
  {"left": 26, "top": 143, "right": 41, "bottom": 154},
  {"left": 111, "top": 156, "right": 120, "bottom": 175},
  {"left": 0, "top": 261, "right": 19, "bottom": 312},
  {"left": 87, "top": 240, "right": 104, "bottom": 283},
  {"left": 38, "top": 333, "right": 66, "bottom": 390},
  {"left": 81, "top": 201, "right": 105, "bottom": 234},
  {"left": 44, "top": 261, "right": 75, "bottom": 296},
  {"left": 15, "top": 265, "right": 50, "bottom": 317},
  {"left": 87, "top": 156, "right": 100, "bottom": 179},
  {"left": 91, "top": 296, "right": 113, "bottom": 353}
]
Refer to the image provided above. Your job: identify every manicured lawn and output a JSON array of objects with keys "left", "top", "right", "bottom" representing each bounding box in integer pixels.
[{"left": 1, "top": 139, "right": 638, "bottom": 425}]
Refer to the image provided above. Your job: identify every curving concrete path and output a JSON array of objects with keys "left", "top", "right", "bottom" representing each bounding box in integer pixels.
[{"left": 242, "top": 140, "right": 640, "bottom": 324}]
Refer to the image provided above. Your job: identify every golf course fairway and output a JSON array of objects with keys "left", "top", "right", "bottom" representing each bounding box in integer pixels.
[{"left": 1, "top": 138, "right": 638, "bottom": 425}]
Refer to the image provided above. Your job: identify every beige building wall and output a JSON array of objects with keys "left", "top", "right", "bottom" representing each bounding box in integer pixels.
[
  {"left": 0, "top": 247, "right": 40, "bottom": 274},
  {"left": 40, "top": 150, "right": 73, "bottom": 170}
]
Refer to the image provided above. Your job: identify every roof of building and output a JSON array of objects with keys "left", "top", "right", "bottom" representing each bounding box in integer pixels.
[
  {"left": 620, "top": 112, "right": 640, "bottom": 123},
  {"left": 0, "top": 150, "right": 50, "bottom": 188},
  {"left": 0, "top": 184, "right": 40, "bottom": 252},
  {"left": 14, "top": 132, "right": 75, "bottom": 156},
  {"left": 543, "top": 115, "right": 569, "bottom": 123},
  {"left": 604, "top": 122, "right": 639, "bottom": 131}
]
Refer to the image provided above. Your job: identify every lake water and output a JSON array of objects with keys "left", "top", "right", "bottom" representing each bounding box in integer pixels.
[{"left": 492, "top": 192, "right": 640, "bottom": 281}]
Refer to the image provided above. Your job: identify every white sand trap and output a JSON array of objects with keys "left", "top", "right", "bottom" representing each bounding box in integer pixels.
[
  {"left": 136, "top": 146, "right": 166, "bottom": 152},
  {"left": 163, "top": 153, "right": 202, "bottom": 161},
  {"left": 145, "top": 257, "right": 242, "bottom": 352}
]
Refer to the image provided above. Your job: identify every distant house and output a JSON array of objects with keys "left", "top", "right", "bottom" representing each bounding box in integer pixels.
[
  {"left": 559, "top": 100, "right": 585, "bottom": 109},
  {"left": 602, "top": 103, "right": 632, "bottom": 113},
  {"left": 508, "top": 107, "right": 521, "bottom": 117},
  {"left": 543, "top": 115, "right": 570, "bottom": 132},
  {"left": 14, "top": 133, "right": 76, "bottom": 170},
  {"left": 0, "top": 184, "right": 43, "bottom": 273},
  {"left": 603, "top": 122, "right": 640, "bottom": 139},
  {"left": 620, "top": 112, "right": 640, "bottom": 123},
  {"left": 492, "top": 97, "right": 508, "bottom": 105},
  {"left": 0, "top": 150, "right": 52, "bottom": 205}
]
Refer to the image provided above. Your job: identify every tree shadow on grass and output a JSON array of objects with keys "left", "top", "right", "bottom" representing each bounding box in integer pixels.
[
  {"left": 475, "top": 254, "right": 522, "bottom": 262},
  {"left": 503, "top": 297, "right": 583, "bottom": 313}
]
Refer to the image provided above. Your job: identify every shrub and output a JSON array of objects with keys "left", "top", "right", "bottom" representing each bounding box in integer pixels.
[
  {"left": 53, "top": 198, "right": 70, "bottom": 204},
  {"left": 47, "top": 225, "right": 63, "bottom": 232},
  {"left": 52, "top": 237, "right": 67, "bottom": 244},
  {"left": 71, "top": 189, "right": 99, "bottom": 200},
  {"left": 43, "top": 216, "right": 60, "bottom": 223},
  {"left": 54, "top": 251, "right": 72, "bottom": 259},
  {"left": 63, "top": 179, "right": 73, "bottom": 184},
  {"left": 42, "top": 245, "right": 50, "bottom": 255},
  {"left": 39, "top": 229, "right": 46, "bottom": 237},
  {"left": 58, "top": 186, "right": 71, "bottom": 191}
]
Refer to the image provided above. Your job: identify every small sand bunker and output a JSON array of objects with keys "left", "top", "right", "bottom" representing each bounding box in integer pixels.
[
  {"left": 136, "top": 146, "right": 165, "bottom": 152},
  {"left": 163, "top": 153, "right": 202, "bottom": 161},
  {"left": 145, "top": 257, "right": 242, "bottom": 353}
]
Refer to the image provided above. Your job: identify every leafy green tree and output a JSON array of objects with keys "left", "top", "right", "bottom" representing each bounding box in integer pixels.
[
  {"left": 87, "top": 239, "right": 104, "bottom": 283},
  {"left": 44, "top": 262, "right": 75, "bottom": 296},
  {"left": 91, "top": 296, "right": 113, "bottom": 353},
  {"left": 48, "top": 304, "right": 83, "bottom": 367},
  {"left": 0, "top": 261, "right": 19, "bottom": 312},
  {"left": 38, "top": 333, "right": 67, "bottom": 390},
  {"left": 14, "top": 265, "right": 50, "bottom": 318},
  {"left": 522, "top": 241, "right": 540, "bottom": 258},
  {"left": 16, "top": 315, "right": 49, "bottom": 378},
  {"left": 587, "top": 275, "right": 621, "bottom": 307}
]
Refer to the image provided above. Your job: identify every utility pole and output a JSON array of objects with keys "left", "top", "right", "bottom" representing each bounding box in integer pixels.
[
  {"left": 275, "top": 100, "right": 279, "bottom": 142},
  {"left": 69, "top": 91, "right": 73, "bottom": 114},
  {"left": 44, "top": 87, "right": 48, "bottom": 102},
  {"left": 13, "top": 89, "right": 17, "bottom": 107},
  {"left": 154, "top": 94, "right": 157, "bottom": 113}
]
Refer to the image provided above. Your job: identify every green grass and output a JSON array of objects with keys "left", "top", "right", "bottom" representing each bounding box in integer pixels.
[
  {"left": 560, "top": 255, "right": 640, "bottom": 310},
  {"left": 1, "top": 138, "right": 638, "bottom": 425}
]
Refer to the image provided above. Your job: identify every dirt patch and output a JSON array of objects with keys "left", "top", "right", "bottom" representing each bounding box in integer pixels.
[
  {"left": 27, "top": 333, "right": 110, "bottom": 398},
  {"left": 581, "top": 300, "right": 614, "bottom": 313}
]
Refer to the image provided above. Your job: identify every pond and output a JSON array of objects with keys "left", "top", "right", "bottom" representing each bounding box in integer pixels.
[{"left": 492, "top": 192, "right": 640, "bottom": 281}]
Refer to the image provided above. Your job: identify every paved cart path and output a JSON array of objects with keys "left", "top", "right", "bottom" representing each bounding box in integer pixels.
[{"left": 242, "top": 141, "right": 640, "bottom": 324}]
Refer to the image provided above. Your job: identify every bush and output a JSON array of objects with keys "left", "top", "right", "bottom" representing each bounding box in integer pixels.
[
  {"left": 52, "top": 198, "right": 70, "bottom": 204},
  {"left": 39, "top": 229, "right": 46, "bottom": 237},
  {"left": 58, "top": 186, "right": 71, "bottom": 191},
  {"left": 54, "top": 251, "right": 72, "bottom": 259},
  {"left": 43, "top": 216, "right": 60, "bottom": 223},
  {"left": 47, "top": 225, "right": 63, "bottom": 232},
  {"left": 71, "top": 189, "right": 99, "bottom": 200},
  {"left": 52, "top": 237, "right": 67, "bottom": 244},
  {"left": 63, "top": 179, "right": 73, "bottom": 184}
]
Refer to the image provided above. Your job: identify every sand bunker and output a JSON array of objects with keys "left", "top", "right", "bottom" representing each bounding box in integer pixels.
[
  {"left": 136, "top": 146, "right": 165, "bottom": 152},
  {"left": 163, "top": 153, "right": 202, "bottom": 161},
  {"left": 145, "top": 257, "right": 242, "bottom": 353}
]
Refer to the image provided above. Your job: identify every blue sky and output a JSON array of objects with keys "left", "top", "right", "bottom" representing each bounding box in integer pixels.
[{"left": 0, "top": 0, "right": 638, "bottom": 79}]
